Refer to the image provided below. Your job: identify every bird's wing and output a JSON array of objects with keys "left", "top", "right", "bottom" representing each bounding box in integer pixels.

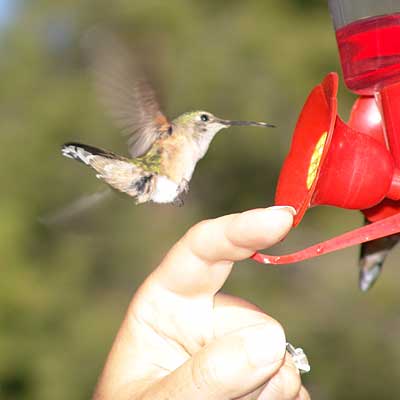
[
  {"left": 39, "top": 188, "right": 113, "bottom": 226},
  {"left": 84, "top": 31, "right": 171, "bottom": 158}
]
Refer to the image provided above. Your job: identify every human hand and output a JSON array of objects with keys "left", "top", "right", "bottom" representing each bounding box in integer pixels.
[{"left": 93, "top": 206, "right": 310, "bottom": 400}]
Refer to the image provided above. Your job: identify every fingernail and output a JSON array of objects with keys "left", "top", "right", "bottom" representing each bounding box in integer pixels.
[
  {"left": 266, "top": 205, "right": 297, "bottom": 216},
  {"left": 244, "top": 324, "right": 286, "bottom": 368}
]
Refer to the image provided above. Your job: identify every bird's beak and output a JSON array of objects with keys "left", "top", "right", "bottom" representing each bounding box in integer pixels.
[{"left": 218, "top": 119, "right": 275, "bottom": 128}]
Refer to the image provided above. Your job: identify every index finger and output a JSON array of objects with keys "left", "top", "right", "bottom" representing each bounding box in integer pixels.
[{"left": 149, "top": 206, "right": 295, "bottom": 297}]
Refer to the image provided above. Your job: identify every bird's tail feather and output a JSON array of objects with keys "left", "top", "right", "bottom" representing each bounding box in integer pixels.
[{"left": 61, "top": 142, "right": 120, "bottom": 165}]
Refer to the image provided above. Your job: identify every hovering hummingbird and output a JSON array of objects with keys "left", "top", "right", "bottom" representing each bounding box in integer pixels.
[
  {"left": 358, "top": 224, "right": 400, "bottom": 291},
  {"left": 61, "top": 34, "right": 274, "bottom": 206},
  {"left": 62, "top": 113, "right": 272, "bottom": 205}
]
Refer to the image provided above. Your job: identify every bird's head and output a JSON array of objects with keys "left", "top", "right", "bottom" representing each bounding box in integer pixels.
[{"left": 172, "top": 110, "right": 274, "bottom": 150}]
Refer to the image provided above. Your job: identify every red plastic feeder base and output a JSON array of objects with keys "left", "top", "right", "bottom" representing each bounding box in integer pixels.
[{"left": 253, "top": 73, "right": 400, "bottom": 265}]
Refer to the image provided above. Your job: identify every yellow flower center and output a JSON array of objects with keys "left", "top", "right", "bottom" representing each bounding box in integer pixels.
[{"left": 306, "top": 132, "right": 327, "bottom": 190}]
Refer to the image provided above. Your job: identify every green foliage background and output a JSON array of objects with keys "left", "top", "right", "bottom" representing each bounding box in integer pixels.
[{"left": 1, "top": 0, "right": 400, "bottom": 399}]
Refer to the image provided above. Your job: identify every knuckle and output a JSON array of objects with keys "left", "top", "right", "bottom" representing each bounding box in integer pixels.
[
  {"left": 270, "top": 319, "right": 286, "bottom": 342},
  {"left": 190, "top": 337, "right": 247, "bottom": 394},
  {"left": 191, "top": 349, "right": 224, "bottom": 391},
  {"left": 185, "top": 219, "right": 212, "bottom": 244},
  {"left": 260, "top": 318, "right": 286, "bottom": 351}
]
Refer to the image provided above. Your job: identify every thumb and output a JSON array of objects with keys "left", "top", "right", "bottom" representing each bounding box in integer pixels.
[{"left": 142, "top": 322, "right": 286, "bottom": 400}]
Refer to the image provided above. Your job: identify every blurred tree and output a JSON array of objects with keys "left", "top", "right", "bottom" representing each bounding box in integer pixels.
[{"left": 0, "top": 1, "right": 399, "bottom": 399}]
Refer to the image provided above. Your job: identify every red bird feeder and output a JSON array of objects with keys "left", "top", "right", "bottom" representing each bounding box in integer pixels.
[
  {"left": 252, "top": 73, "right": 400, "bottom": 265},
  {"left": 275, "top": 73, "right": 400, "bottom": 226},
  {"left": 252, "top": 1, "right": 400, "bottom": 289}
]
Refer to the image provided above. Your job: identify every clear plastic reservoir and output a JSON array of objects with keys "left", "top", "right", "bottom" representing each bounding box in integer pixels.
[{"left": 328, "top": 0, "right": 400, "bottom": 95}]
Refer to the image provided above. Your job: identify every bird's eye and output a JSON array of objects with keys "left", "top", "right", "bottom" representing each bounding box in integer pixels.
[{"left": 200, "top": 114, "right": 209, "bottom": 122}]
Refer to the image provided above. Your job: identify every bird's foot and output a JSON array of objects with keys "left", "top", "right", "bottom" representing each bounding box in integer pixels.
[
  {"left": 173, "top": 180, "right": 189, "bottom": 207},
  {"left": 179, "top": 179, "right": 189, "bottom": 194},
  {"left": 173, "top": 195, "right": 185, "bottom": 207}
]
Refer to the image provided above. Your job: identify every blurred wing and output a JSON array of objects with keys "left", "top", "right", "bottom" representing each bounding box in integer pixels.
[
  {"left": 84, "top": 31, "right": 170, "bottom": 157},
  {"left": 125, "top": 79, "right": 171, "bottom": 157},
  {"left": 39, "top": 189, "right": 112, "bottom": 226}
]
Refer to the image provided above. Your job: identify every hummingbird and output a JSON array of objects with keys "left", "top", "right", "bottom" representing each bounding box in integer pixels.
[
  {"left": 62, "top": 111, "right": 273, "bottom": 206},
  {"left": 61, "top": 33, "right": 274, "bottom": 206}
]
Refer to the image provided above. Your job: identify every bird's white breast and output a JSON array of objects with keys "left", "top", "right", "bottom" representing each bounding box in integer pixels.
[
  {"left": 152, "top": 176, "right": 179, "bottom": 203},
  {"left": 181, "top": 140, "right": 206, "bottom": 181}
]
